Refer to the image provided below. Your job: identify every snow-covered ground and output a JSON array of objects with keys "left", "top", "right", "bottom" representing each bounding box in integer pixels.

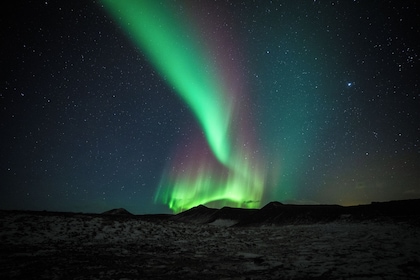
[{"left": 1, "top": 211, "right": 419, "bottom": 279}]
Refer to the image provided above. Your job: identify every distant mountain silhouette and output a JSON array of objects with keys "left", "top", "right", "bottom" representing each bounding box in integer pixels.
[
  {"left": 170, "top": 205, "right": 218, "bottom": 223},
  {"left": 207, "top": 206, "right": 258, "bottom": 223},
  {"left": 2, "top": 198, "right": 419, "bottom": 227},
  {"left": 235, "top": 202, "right": 345, "bottom": 226},
  {"left": 171, "top": 199, "right": 420, "bottom": 226},
  {"left": 171, "top": 205, "right": 258, "bottom": 224},
  {"left": 102, "top": 208, "right": 133, "bottom": 216}
]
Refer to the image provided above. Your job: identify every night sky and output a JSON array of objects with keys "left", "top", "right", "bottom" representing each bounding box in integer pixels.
[{"left": 1, "top": 0, "right": 419, "bottom": 214}]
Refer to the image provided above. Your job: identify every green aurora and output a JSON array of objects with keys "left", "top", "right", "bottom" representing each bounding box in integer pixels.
[
  {"left": 101, "top": 0, "right": 267, "bottom": 212},
  {"left": 101, "top": 0, "right": 231, "bottom": 165}
]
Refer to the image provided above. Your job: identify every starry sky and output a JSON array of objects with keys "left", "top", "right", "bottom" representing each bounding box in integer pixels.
[{"left": 1, "top": 0, "right": 419, "bottom": 214}]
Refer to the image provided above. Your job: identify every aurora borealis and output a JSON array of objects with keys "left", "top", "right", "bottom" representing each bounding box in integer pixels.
[
  {"left": 101, "top": 0, "right": 267, "bottom": 212},
  {"left": 101, "top": 0, "right": 233, "bottom": 166},
  {"left": 1, "top": 1, "right": 419, "bottom": 214}
]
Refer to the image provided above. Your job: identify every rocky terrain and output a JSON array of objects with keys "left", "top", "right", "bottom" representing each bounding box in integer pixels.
[{"left": 1, "top": 200, "right": 419, "bottom": 279}]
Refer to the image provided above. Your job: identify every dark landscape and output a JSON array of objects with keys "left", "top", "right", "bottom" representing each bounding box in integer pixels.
[{"left": 1, "top": 199, "right": 420, "bottom": 279}]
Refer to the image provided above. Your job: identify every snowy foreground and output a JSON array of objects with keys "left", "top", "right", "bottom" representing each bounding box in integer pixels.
[{"left": 1, "top": 211, "right": 419, "bottom": 279}]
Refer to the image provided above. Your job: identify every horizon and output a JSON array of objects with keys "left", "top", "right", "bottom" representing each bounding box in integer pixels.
[{"left": 2, "top": 197, "right": 419, "bottom": 216}]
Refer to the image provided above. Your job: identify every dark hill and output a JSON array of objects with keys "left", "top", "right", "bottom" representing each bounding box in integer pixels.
[
  {"left": 344, "top": 198, "right": 420, "bottom": 221},
  {"left": 102, "top": 208, "right": 133, "bottom": 216},
  {"left": 235, "top": 203, "right": 344, "bottom": 226},
  {"left": 173, "top": 199, "right": 420, "bottom": 226},
  {"left": 206, "top": 206, "right": 258, "bottom": 224},
  {"left": 170, "top": 205, "right": 218, "bottom": 223}
]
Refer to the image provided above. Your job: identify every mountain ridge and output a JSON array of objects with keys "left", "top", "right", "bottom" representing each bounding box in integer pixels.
[
  {"left": 1, "top": 198, "right": 419, "bottom": 227},
  {"left": 171, "top": 198, "right": 420, "bottom": 226}
]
